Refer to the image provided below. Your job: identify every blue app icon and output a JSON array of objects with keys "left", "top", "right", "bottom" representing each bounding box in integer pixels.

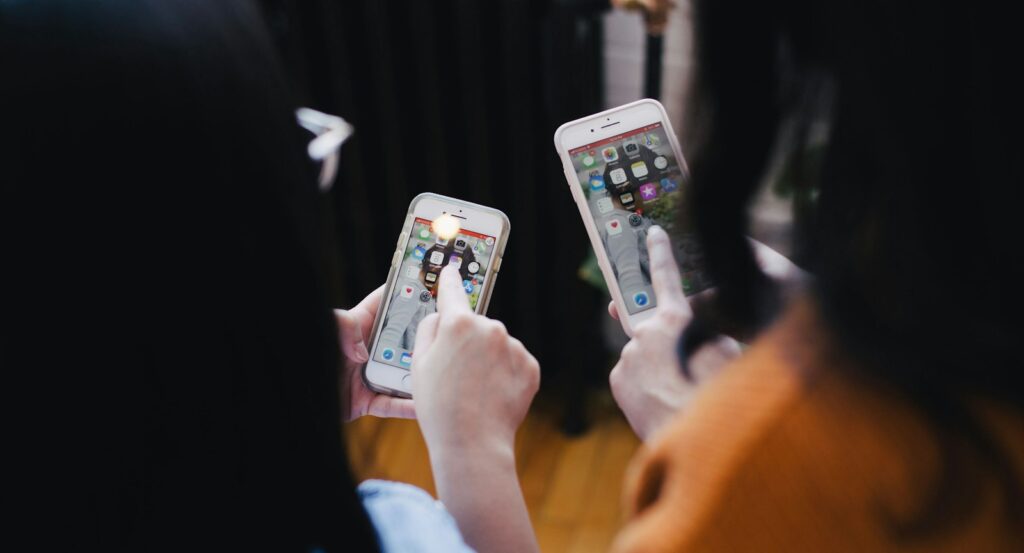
[
  {"left": 590, "top": 175, "right": 605, "bottom": 191},
  {"left": 412, "top": 245, "right": 426, "bottom": 260},
  {"left": 660, "top": 178, "right": 678, "bottom": 192},
  {"left": 399, "top": 352, "right": 413, "bottom": 367},
  {"left": 382, "top": 348, "right": 395, "bottom": 361},
  {"left": 633, "top": 292, "right": 650, "bottom": 307},
  {"left": 462, "top": 279, "right": 475, "bottom": 294}
]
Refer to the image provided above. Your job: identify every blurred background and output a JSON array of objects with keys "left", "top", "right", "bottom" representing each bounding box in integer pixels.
[{"left": 257, "top": 1, "right": 791, "bottom": 550}]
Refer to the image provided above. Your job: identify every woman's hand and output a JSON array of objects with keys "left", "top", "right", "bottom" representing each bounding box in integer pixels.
[
  {"left": 411, "top": 265, "right": 540, "bottom": 456},
  {"left": 608, "top": 226, "right": 742, "bottom": 442},
  {"left": 410, "top": 265, "right": 541, "bottom": 553},
  {"left": 334, "top": 286, "right": 416, "bottom": 421}
]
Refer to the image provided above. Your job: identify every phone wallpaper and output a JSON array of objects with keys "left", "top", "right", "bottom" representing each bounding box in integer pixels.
[
  {"left": 373, "top": 218, "right": 496, "bottom": 369},
  {"left": 569, "top": 123, "right": 711, "bottom": 316}
]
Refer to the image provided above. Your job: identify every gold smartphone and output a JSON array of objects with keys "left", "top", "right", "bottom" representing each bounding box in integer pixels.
[{"left": 361, "top": 193, "right": 510, "bottom": 397}]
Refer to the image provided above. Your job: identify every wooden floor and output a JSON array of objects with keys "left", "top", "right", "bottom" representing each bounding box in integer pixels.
[{"left": 346, "top": 393, "right": 642, "bottom": 552}]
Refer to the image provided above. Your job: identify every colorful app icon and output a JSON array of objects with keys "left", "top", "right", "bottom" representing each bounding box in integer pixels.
[
  {"left": 419, "top": 290, "right": 433, "bottom": 302},
  {"left": 401, "top": 285, "right": 417, "bottom": 298},
  {"left": 606, "top": 218, "right": 623, "bottom": 235},
  {"left": 653, "top": 156, "right": 669, "bottom": 170},
  {"left": 382, "top": 348, "right": 395, "bottom": 361},
  {"left": 435, "top": 236, "right": 449, "bottom": 246},
  {"left": 412, "top": 244, "right": 426, "bottom": 260},
  {"left": 589, "top": 175, "right": 605, "bottom": 191},
  {"left": 454, "top": 238, "right": 468, "bottom": 251},
  {"left": 485, "top": 236, "right": 494, "bottom": 246},
  {"left": 633, "top": 292, "right": 650, "bottom": 307},
  {"left": 418, "top": 228, "right": 431, "bottom": 240},
  {"left": 596, "top": 197, "right": 613, "bottom": 214},
  {"left": 660, "top": 178, "right": 678, "bottom": 192},
  {"left": 629, "top": 213, "right": 643, "bottom": 227},
  {"left": 639, "top": 183, "right": 658, "bottom": 200},
  {"left": 473, "top": 241, "right": 488, "bottom": 255},
  {"left": 582, "top": 153, "right": 596, "bottom": 168},
  {"left": 429, "top": 251, "right": 445, "bottom": 265},
  {"left": 462, "top": 279, "right": 475, "bottom": 294},
  {"left": 399, "top": 352, "right": 413, "bottom": 367},
  {"left": 631, "top": 161, "right": 648, "bottom": 178},
  {"left": 619, "top": 192, "right": 635, "bottom": 204},
  {"left": 643, "top": 133, "right": 661, "bottom": 147},
  {"left": 449, "top": 255, "right": 463, "bottom": 269},
  {"left": 467, "top": 261, "right": 481, "bottom": 274},
  {"left": 601, "top": 147, "right": 619, "bottom": 162},
  {"left": 404, "top": 265, "right": 421, "bottom": 279},
  {"left": 610, "top": 168, "right": 627, "bottom": 185},
  {"left": 424, "top": 272, "right": 438, "bottom": 284}
]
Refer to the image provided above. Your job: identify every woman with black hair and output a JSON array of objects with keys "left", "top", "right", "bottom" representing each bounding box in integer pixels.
[
  {"left": 1, "top": 2, "right": 539, "bottom": 552},
  {"left": 599, "top": 0, "right": 1024, "bottom": 550},
  {"left": 8, "top": 0, "right": 1024, "bottom": 550}
]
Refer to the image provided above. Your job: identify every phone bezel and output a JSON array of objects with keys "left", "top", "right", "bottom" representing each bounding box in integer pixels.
[
  {"left": 553, "top": 99, "right": 686, "bottom": 336},
  {"left": 363, "top": 193, "right": 510, "bottom": 398}
]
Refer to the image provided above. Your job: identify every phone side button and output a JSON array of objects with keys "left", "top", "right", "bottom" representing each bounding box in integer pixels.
[
  {"left": 493, "top": 256, "right": 502, "bottom": 273},
  {"left": 396, "top": 232, "right": 408, "bottom": 248},
  {"left": 391, "top": 249, "right": 402, "bottom": 266}
]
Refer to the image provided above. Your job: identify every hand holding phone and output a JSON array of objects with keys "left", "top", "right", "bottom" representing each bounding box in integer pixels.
[
  {"left": 608, "top": 226, "right": 740, "bottom": 441},
  {"left": 411, "top": 265, "right": 540, "bottom": 453},
  {"left": 408, "top": 265, "right": 541, "bottom": 553},
  {"left": 335, "top": 287, "right": 416, "bottom": 421}
]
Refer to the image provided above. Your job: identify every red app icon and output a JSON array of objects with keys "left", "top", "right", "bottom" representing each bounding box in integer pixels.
[
  {"left": 401, "top": 285, "right": 415, "bottom": 298},
  {"left": 605, "top": 219, "right": 623, "bottom": 235}
]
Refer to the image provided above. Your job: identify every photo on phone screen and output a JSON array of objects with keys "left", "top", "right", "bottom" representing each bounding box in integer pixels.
[
  {"left": 371, "top": 217, "right": 497, "bottom": 369},
  {"left": 567, "top": 122, "right": 711, "bottom": 316}
]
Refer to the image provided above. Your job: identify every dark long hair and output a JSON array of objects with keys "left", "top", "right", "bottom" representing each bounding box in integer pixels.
[
  {"left": 680, "top": 0, "right": 1023, "bottom": 539},
  {"left": 1, "top": 1, "right": 378, "bottom": 550}
]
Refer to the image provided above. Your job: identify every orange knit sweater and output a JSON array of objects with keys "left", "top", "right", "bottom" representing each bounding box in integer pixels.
[{"left": 612, "top": 301, "right": 1023, "bottom": 552}]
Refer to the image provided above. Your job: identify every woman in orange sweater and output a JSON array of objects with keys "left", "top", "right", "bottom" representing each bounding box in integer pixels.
[
  {"left": 601, "top": 0, "right": 1024, "bottom": 550},
  {"left": 424, "top": 0, "right": 1022, "bottom": 550}
]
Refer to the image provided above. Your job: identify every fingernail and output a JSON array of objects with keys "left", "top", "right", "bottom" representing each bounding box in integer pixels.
[
  {"left": 649, "top": 225, "right": 665, "bottom": 237},
  {"left": 356, "top": 341, "right": 370, "bottom": 363}
]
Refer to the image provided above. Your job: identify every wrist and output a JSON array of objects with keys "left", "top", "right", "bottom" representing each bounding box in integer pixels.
[{"left": 428, "top": 436, "right": 517, "bottom": 475}]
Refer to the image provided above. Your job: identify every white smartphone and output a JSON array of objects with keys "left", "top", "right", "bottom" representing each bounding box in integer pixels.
[
  {"left": 554, "top": 99, "right": 711, "bottom": 336},
  {"left": 362, "top": 193, "right": 510, "bottom": 398}
]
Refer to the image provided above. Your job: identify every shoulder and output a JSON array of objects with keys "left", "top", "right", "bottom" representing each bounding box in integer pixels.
[
  {"left": 613, "top": 300, "right": 943, "bottom": 552},
  {"left": 358, "top": 479, "right": 475, "bottom": 553}
]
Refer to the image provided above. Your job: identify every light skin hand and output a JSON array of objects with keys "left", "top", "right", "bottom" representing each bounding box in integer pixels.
[
  {"left": 411, "top": 265, "right": 540, "bottom": 553},
  {"left": 334, "top": 286, "right": 416, "bottom": 421},
  {"left": 608, "top": 226, "right": 718, "bottom": 442},
  {"left": 608, "top": 235, "right": 800, "bottom": 441}
]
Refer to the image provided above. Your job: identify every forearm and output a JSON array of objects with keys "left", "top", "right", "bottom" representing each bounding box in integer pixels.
[{"left": 429, "top": 445, "right": 539, "bottom": 553}]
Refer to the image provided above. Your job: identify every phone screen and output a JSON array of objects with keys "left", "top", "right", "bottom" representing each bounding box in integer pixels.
[
  {"left": 372, "top": 217, "right": 497, "bottom": 369},
  {"left": 568, "top": 122, "right": 710, "bottom": 316}
]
